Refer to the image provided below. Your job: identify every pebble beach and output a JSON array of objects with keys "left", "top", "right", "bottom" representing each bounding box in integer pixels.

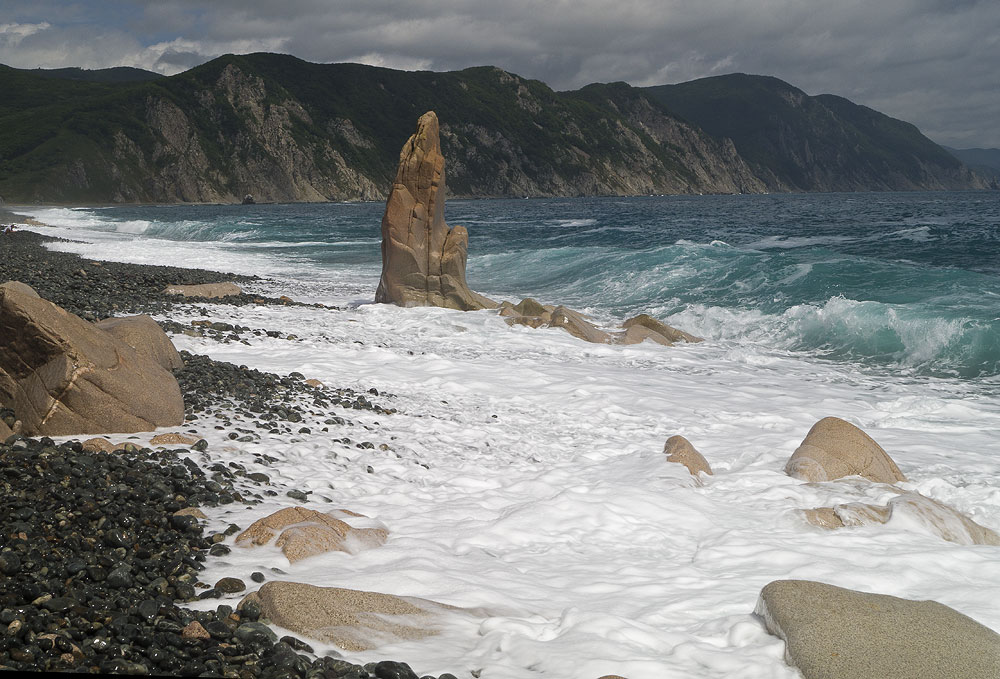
[{"left": 0, "top": 226, "right": 449, "bottom": 679}]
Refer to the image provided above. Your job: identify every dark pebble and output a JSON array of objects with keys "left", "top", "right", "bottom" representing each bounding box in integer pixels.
[
  {"left": 216, "top": 577, "right": 246, "bottom": 594},
  {"left": 250, "top": 571, "right": 266, "bottom": 583}
]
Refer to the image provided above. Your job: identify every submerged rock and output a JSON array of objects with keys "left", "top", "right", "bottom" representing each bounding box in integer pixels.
[
  {"left": 755, "top": 579, "right": 1000, "bottom": 679},
  {"left": 239, "top": 581, "right": 452, "bottom": 651},
  {"left": 235, "top": 507, "right": 388, "bottom": 563},
  {"left": 803, "top": 491, "right": 1000, "bottom": 546},
  {"left": 663, "top": 435, "right": 713, "bottom": 476},
  {"left": 375, "top": 111, "right": 496, "bottom": 311},
  {"left": 785, "top": 416, "right": 905, "bottom": 483}
]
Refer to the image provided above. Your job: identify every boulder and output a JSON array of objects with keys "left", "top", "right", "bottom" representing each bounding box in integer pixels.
[
  {"left": 549, "top": 306, "right": 612, "bottom": 344},
  {"left": 0, "top": 282, "right": 184, "bottom": 436},
  {"left": 235, "top": 507, "right": 388, "bottom": 563},
  {"left": 94, "top": 315, "right": 184, "bottom": 371},
  {"left": 81, "top": 437, "right": 117, "bottom": 453},
  {"left": 756, "top": 579, "right": 1000, "bottom": 679},
  {"left": 150, "top": 432, "right": 199, "bottom": 446},
  {"left": 239, "top": 581, "right": 451, "bottom": 651},
  {"left": 0, "top": 418, "right": 12, "bottom": 442},
  {"left": 620, "top": 314, "right": 702, "bottom": 345},
  {"left": 785, "top": 416, "right": 905, "bottom": 483},
  {"left": 804, "top": 492, "right": 1000, "bottom": 546},
  {"left": 375, "top": 111, "right": 496, "bottom": 311},
  {"left": 663, "top": 435, "right": 713, "bottom": 476},
  {"left": 163, "top": 282, "right": 242, "bottom": 298}
]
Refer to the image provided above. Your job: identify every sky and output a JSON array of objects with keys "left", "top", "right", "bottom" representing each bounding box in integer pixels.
[{"left": 1, "top": 0, "right": 998, "bottom": 148}]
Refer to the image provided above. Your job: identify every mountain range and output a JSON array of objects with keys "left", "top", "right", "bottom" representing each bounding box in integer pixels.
[{"left": 0, "top": 53, "right": 990, "bottom": 204}]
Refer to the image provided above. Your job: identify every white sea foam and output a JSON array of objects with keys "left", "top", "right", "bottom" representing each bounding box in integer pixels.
[{"left": 17, "top": 216, "right": 1000, "bottom": 678}]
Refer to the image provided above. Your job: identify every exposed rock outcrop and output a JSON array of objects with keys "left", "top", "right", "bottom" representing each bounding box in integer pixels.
[
  {"left": 785, "top": 416, "right": 905, "bottom": 483},
  {"left": 235, "top": 507, "right": 388, "bottom": 563},
  {"left": 663, "top": 435, "right": 713, "bottom": 476},
  {"left": 94, "top": 314, "right": 184, "bottom": 371},
  {"left": 500, "top": 299, "right": 702, "bottom": 346},
  {"left": 755, "top": 580, "right": 1000, "bottom": 679},
  {"left": 803, "top": 491, "right": 1000, "bottom": 546},
  {"left": 0, "top": 281, "right": 184, "bottom": 435},
  {"left": 375, "top": 111, "right": 496, "bottom": 311},
  {"left": 238, "top": 581, "right": 453, "bottom": 651}
]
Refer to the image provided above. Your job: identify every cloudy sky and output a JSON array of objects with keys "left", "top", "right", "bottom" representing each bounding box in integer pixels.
[{"left": 2, "top": 0, "right": 997, "bottom": 148}]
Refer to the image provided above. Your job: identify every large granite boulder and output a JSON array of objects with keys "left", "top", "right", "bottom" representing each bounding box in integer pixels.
[
  {"left": 94, "top": 315, "right": 184, "bottom": 371},
  {"left": 235, "top": 507, "right": 388, "bottom": 563},
  {"left": 0, "top": 281, "right": 184, "bottom": 436},
  {"left": 804, "top": 491, "right": 1000, "bottom": 546},
  {"left": 375, "top": 111, "right": 495, "bottom": 311},
  {"left": 785, "top": 416, "right": 905, "bottom": 483},
  {"left": 239, "top": 581, "right": 452, "bottom": 652},
  {"left": 756, "top": 580, "right": 1000, "bottom": 679}
]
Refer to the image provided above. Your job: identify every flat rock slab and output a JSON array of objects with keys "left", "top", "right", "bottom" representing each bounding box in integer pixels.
[
  {"left": 163, "top": 282, "right": 242, "bottom": 298},
  {"left": 240, "top": 581, "right": 453, "bottom": 652},
  {"left": 756, "top": 580, "right": 1000, "bottom": 679},
  {"left": 235, "top": 507, "right": 387, "bottom": 563}
]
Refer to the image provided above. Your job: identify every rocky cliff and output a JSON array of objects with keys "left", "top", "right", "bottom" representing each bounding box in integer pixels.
[{"left": 0, "top": 55, "right": 988, "bottom": 203}]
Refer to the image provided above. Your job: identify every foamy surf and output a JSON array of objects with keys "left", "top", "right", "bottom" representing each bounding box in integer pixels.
[{"left": 9, "top": 192, "right": 1000, "bottom": 676}]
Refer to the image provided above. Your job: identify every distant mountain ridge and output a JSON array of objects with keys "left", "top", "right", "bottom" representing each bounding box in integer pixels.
[
  {"left": 945, "top": 147, "right": 1000, "bottom": 185},
  {"left": 0, "top": 54, "right": 988, "bottom": 204},
  {"left": 643, "top": 74, "right": 985, "bottom": 193}
]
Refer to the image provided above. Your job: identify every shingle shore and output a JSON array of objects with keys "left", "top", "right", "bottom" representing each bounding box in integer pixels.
[{"left": 0, "top": 229, "right": 456, "bottom": 679}]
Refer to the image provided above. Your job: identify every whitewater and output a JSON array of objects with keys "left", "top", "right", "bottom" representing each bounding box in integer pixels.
[{"left": 14, "top": 192, "right": 1000, "bottom": 678}]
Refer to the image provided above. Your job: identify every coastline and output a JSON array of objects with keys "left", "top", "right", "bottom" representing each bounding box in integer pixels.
[
  {"left": 0, "top": 226, "right": 453, "bottom": 678},
  {"left": 4, "top": 202, "right": 1000, "bottom": 678}
]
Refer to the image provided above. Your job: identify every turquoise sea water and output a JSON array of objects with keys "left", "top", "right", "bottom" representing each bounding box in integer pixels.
[{"left": 52, "top": 191, "right": 1000, "bottom": 380}]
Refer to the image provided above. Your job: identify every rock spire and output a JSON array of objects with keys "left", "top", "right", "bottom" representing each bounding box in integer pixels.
[{"left": 375, "top": 111, "right": 495, "bottom": 311}]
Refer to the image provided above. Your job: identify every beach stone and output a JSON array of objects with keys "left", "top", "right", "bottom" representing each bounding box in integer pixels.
[
  {"left": 0, "top": 281, "right": 184, "bottom": 435},
  {"left": 784, "top": 416, "right": 905, "bottom": 483},
  {"left": 663, "top": 435, "right": 713, "bottom": 476},
  {"left": 173, "top": 507, "right": 208, "bottom": 520},
  {"left": 375, "top": 111, "right": 496, "bottom": 311},
  {"left": 234, "top": 507, "right": 388, "bottom": 563},
  {"left": 150, "top": 432, "right": 200, "bottom": 446},
  {"left": 94, "top": 314, "right": 184, "bottom": 371},
  {"left": 804, "top": 491, "right": 1000, "bottom": 546},
  {"left": 181, "top": 620, "right": 211, "bottom": 640},
  {"left": 755, "top": 579, "right": 1000, "bottom": 679},
  {"left": 620, "top": 313, "right": 702, "bottom": 344},
  {"left": 239, "top": 581, "right": 451, "bottom": 651},
  {"left": 0, "top": 418, "right": 12, "bottom": 441},
  {"left": 81, "top": 437, "right": 116, "bottom": 453},
  {"left": 163, "top": 282, "right": 242, "bottom": 298}
]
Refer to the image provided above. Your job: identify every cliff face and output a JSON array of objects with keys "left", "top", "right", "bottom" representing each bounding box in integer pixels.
[{"left": 0, "top": 55, "right": 988, "bottom": 204}]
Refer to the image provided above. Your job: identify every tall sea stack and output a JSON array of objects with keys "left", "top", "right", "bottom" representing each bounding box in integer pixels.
[{"left": 375, "top": 111, "right": 495, "bottom": 311}]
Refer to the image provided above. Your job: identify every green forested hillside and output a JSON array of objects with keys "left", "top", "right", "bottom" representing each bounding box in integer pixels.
[
  {"left": 0, "top": 55, "right": 986, "bottom": 204},
  {"left": 643, "top": 74, "right": 985, "bottom": 192}
]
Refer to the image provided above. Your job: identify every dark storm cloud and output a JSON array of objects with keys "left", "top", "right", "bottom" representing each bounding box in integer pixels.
[{"left": 1, "top": 0, "right": 998, "bottom": 147}]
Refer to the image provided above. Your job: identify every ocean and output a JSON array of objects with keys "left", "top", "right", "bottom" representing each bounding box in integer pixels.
[{"left": 18, "top": 191, "right": 1000, "bottom": 678}]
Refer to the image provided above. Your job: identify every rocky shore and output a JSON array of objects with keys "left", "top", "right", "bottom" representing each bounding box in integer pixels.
[{"left": 0, "top": 228, "right": 454, "bottom": 678}]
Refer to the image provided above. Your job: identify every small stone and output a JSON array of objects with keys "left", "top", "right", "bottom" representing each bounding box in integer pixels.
[
  {"left": 250, "top": 571, "right": 266, "bottom": 583},
  {"left": 182, "top": 620, "right": 211, "bottom": 640},
  {"left": 216, "top": 577, "right": 247, "bottom": 594},
  {"left": 373, "top": 660, "right": 420, "bottom": 679}
]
